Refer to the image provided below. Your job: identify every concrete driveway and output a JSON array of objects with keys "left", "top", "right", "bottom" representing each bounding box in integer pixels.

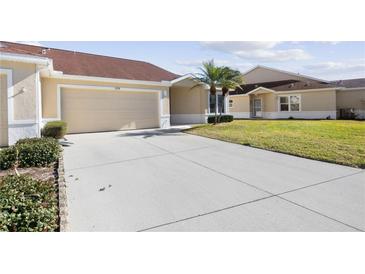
[{"left": 63, "top": 127, "right": 364, "bottom": 231}]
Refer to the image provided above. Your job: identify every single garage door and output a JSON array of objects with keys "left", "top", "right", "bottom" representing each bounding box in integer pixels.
[
  {"left": 0, "top": 74, "right": 8, "bottom": 147},
  {"left": 61, "top": 88, "right": 160, "bottom": 134}
]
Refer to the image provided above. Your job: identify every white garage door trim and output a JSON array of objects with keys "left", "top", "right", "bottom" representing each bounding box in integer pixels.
[{"left": 52, "top": 84, "right": 168, "bottom": 130}]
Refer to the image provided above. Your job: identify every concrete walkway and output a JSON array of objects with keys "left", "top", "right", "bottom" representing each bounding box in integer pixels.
[{"left": 63, "top": 127, "right": 364, "bottom": 231}]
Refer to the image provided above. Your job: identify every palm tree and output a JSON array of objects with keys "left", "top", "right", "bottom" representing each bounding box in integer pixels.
[
  {"left": 218, "top": 67, "right": 244, "bottom": 122},
  {"left": 193, "top": 60, "right": 225, "bottom": 124}
]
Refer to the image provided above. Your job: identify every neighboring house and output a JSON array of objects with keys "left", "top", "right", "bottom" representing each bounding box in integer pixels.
[
  {"left": 228, "top": 66, "right": 365, "bottom": 120},
  {"left": 1, "top": 42, "right": 364, "bottom": 147}
]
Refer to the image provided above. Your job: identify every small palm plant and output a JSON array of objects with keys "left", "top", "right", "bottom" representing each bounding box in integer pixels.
[
  {"left": 219, "top": 67, "right": 244, "bottom": 122},
  {"left": 193, "top": 60, "right": 244, "bottom": 124},
  {"left": 193, "top": 60, "right": 225, "bottom": 124}
]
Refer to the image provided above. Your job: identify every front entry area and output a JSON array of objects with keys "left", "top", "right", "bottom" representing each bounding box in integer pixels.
[
  {"left": 252, "top": 98, "right": 262, "bottom": 117},
  {"left": 61, "top": 88, "right": 160, "bottom": 134}
]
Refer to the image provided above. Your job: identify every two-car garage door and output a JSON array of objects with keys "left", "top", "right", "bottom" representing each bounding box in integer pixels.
[{"left": 61, "top": 88, "right": 160, "bottom": 134}]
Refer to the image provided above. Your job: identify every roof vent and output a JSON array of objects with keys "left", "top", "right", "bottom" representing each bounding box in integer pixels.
[
  {"left": 254, "top": 84, "right": 258, "bottom": 88},
  {"left": 289, "top": 83, "right": 294, "bottom": 88},
  {"left": 0, "top": 42, "right": 5, "bottom": 48},
  {"left": 304, "top": 81, "right": 310, "bottom": 87},
  {"left": 41, "top": 49, "right": 47, "bottom": 55}
]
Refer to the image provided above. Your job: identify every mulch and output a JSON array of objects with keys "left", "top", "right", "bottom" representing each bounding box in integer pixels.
[{"left": 0, "top": 165, "right": 56, "bottom": 182}]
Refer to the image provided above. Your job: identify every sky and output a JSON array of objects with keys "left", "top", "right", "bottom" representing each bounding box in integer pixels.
[{"left": 21, "top": 41, "right": 365, "bottom": 80}]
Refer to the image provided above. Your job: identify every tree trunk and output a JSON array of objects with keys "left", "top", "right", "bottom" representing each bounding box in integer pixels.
[
  {"left": 214, "top": 98, "right": 218, "bottom": 124},
  {"left": 218, "top": 95, "right": 225, "bottom": 123},
  {"left": 210, "top": 85, "right": 218, "bottom": 125},
  {"left": 218, "top": 87, "right": 228, "bottom": 123}
]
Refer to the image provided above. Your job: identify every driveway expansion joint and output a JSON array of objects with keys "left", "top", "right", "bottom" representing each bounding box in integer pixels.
[
  {"left": 138, "top": 195, "right": 275, "bottom": 232},
  {"left": 136, "top": 134, "right": 363, "bottom": 232}
]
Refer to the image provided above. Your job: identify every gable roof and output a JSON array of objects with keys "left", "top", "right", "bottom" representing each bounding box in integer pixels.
[
  {"left": 242, "top": 65, "right": 329, "bottom": 83},
  {"left": 0, "top": 41, "right": 180, "bottom": 82}
]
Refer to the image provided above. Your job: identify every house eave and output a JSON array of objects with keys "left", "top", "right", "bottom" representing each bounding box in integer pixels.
[{"left": 47, "top": 73, "right": 172, "bottom": 87}]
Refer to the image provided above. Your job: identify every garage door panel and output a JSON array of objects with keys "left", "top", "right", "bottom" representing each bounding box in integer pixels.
[{"left": 61, "top": 88, "right": 160, "bottom": 134}]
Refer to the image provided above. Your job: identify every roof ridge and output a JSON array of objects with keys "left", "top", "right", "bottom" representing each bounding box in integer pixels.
[
  {"left": 1, "top": 41, "right": 158, "bottom": 66},
  {"left": 331, "top": 77, "right": 365, "bottom": 81}
]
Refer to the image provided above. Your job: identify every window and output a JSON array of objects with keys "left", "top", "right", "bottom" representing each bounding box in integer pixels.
[
  {"left": 279, "top": 95, "right": 300, "bottom": 112},
  {"left": 279, "top": 96, "right": 289, "bottom": 111},
  {"left": 217, "top": 95, "right": 225, "bottom": 113},
  {"left": 209, "top": 94, "right": 216, "bottom": 113},
  {"left": 229, "top": 100, "right": 233, "bottom": 108},
  {"left": 290, "top": 95, "right": 300, "bottom": 111},
  {"left": 209, "top": 94, "right": 226, "bottom": 113}
]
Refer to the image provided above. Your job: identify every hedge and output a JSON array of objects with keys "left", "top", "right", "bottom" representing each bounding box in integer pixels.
[
  {"left": 208, "top": 115, "right": 234, "bottom": 124},
  {"left": 0, "top": 147, "right": 17, "bottom": 170},
  {"left": 16, "top": 138, "right": 61, "bottom": 168},
  {"left": 42, "top": 121, "right": 67, "bottom": 139},
  {"left": 0, "top": 175, "right": 58, "bottom": 232}
]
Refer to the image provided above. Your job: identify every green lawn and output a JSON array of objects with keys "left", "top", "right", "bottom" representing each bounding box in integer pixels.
[{"left": 185, "top": 120, "right": 365, "bottom": 168}]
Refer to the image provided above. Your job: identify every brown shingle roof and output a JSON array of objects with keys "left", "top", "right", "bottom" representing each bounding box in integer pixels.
[
  {"left": 330, "top": 78, "right": 365, "bottom": 88},
  {"left": 230, "top": 79, "right": 335, "bottom": 95},
  {"left": 0, "top": 41, "right": 180, "bottom": 82}
]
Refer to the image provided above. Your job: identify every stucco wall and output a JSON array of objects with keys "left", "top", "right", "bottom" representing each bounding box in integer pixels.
[
  {"left": 0, "top": 74, "right": 8, "bottom": 146},
  {"left": 170, "top": 85, "right": 208, "bottom": 115},
  {"left": 300, "top": 90, "right": 336, "bottom": 111},
  {"left": 258, "top": 90, "right": 337, "bottom": 112},
  {"left": 41, "top": 77, "right": 170, "bottom": 118},
  {"left": 336, "top": 89, "right": 365, "bottom": 109},
  {"left": 229, "top": 96, "right": 250, "bottom": 112},
  {"left": 0, "top": 60, "right": 37, "bottom": 121},
  {"left": 261, "top": 93, "right": 276, "bottom": 112}
]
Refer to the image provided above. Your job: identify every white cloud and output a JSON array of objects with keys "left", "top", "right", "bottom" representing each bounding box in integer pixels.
[
  {"left": 235, "top": 48, "right": 310, "bottom": 61},
  {"left": 16, "top": 41, "right": 44, "bottom": 47},
  {"left": 175, "top": 59, "right": 253, "bottom": 74},
  {"left": 305, "top": 60, "right": 365, "bottom": 73},
  {"left": 201, "top": 41, "right": 280, "bottom": 52},
  {"left": 200, "top": 41, "right": 311, "bottom": 62},
  {"left": 302, "top": 59, "right": 365, "bottom": 80},
  {"left": 319, "top": 41, "right": 341, "bottom": 45},
  {"left": 175, "top": 59, "right": 229, "bottom": 67}
]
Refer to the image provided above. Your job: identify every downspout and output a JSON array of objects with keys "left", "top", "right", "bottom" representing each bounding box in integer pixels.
[{"left": 35, "top": 66, "right": 42, "bottom": 136}]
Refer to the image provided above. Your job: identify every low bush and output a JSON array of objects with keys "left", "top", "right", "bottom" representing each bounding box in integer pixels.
[
  {"left": 0, "top": 147, "right": 17, "bottom": 170},
  {"left": 0, "top": 175, "right": 58, "bottom": 232},
  {"left": 42, "top": 121, "right": 67, "bottom": 139},
  {"left": 208, "top": 115, "right": 234, "bottom": 124},
  {"left": 16, "top": 138, "right": 61, "bottom": 168}
]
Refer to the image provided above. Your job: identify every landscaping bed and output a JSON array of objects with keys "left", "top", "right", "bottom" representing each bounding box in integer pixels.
[
  {"left": 0, "top": 137, "right": 64, "bottom": 232},
  {"left": 185, "top": 120, "right": 365, "bottom": 168}
]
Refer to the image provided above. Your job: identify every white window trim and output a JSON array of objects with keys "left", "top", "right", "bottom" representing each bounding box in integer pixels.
[
  {"left": 278, "top": 94, "right": 301, "bottom": 112},
  {"left": 207, "top": 90, "right": 227, "bottom": 115}
]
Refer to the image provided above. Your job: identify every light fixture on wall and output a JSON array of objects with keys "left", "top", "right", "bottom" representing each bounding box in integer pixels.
[{"left": 20, "top": 87, "right": 27, "bottom": 93}]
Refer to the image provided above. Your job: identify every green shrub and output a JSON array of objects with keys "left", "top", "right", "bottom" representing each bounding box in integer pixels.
[
  {"left": 0, "top": 175, "right": 58, "bottom": 232},
  {"left": 16, "top": 138, "right": 61, "bottom": 168},
  {"left": 42, "top": 121, "right": 67, "bottom": 139},
  {"left": 0, "top": 147, "right": 17, "bottom": 170},
  {"left": 208, "top": 115, "right": 234, "bottom": 124}
]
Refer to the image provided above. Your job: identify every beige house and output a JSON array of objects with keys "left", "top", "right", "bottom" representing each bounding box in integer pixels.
[
  {"left": 229, "top": 66, "right": 365, "bottom": 120},
  {"left": 1, "top": 42, "right": 364, "bottom": 147}
]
